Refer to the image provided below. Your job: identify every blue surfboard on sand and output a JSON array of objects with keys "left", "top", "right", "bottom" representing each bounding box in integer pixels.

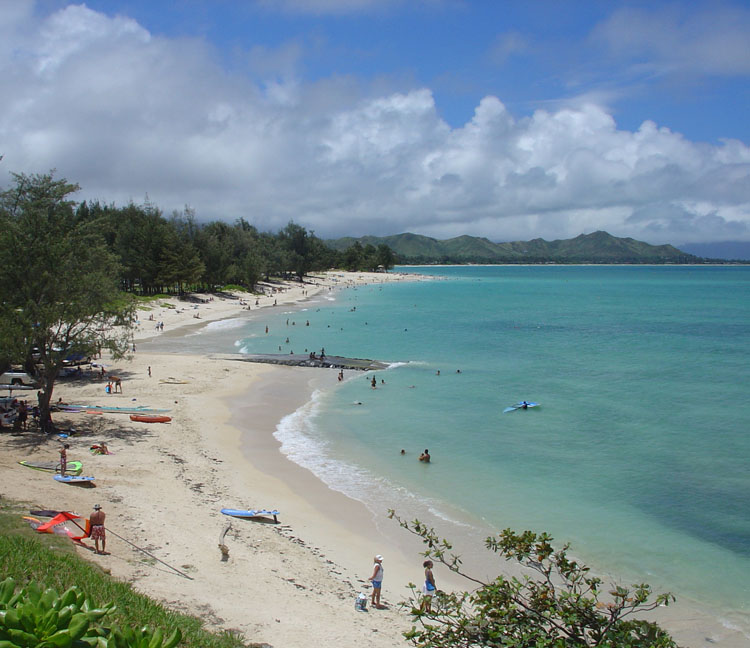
[
  {"left": 221, "top": 508, "right": 279, "bottom": 523},
  {"left": 53, "top": 474, "right": 95, "bottom": 484},
  {"left": 503, "top": 401, "right": 539, "bottom": 413}
]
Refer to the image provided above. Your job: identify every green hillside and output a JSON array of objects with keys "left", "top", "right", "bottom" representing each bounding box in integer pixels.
[{"left": 326, "top": 231, "right": 700, "bottom": 264}]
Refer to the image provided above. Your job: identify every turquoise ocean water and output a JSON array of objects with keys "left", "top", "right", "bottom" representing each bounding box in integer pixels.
[{"left": 169, "top": 266, "right": 750, "bottom": 631}]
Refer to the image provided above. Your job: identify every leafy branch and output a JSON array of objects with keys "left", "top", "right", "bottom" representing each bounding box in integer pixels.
[{"left": 389, "top": 510, "right": 678, "bottom": 648}]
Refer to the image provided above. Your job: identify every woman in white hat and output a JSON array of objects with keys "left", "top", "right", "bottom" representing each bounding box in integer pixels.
[{"left": 368, "top": 554, "right": 384, "bottom": 608}]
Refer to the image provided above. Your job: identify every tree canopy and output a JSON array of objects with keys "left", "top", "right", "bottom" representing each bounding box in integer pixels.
[
  {"left": 74, "top": 201, "right": 394, "bottom": 295},
  {"left": 0, "top": 172, "right": 135, "bottom": 431},
  {"left": 391, "top": 512, "right": 678, "bottom": 648}
]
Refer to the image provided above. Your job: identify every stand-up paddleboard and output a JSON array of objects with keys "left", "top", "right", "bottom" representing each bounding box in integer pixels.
[
  {"left": 19, "top": 460, "right": 83, "bottom": 475},
  {"left": 503, "top": 401, "right": 539, "bottom": 413},
  {"left": 59, "top": 404, "right": 170, "bottom": 414},
  {"left": 221, "top": 508, "right": 279, "bottom": 523},
  {"left": 53, "top": 474, "right": 95, "bottom": 484}
]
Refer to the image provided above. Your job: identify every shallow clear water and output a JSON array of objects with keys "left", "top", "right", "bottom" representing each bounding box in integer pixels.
[{"left": 169, "top": 266, "right": 750, "bottom": 626}]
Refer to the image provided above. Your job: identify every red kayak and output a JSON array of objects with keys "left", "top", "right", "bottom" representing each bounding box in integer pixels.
[{"left": 129, "top": 414, "right": 172, "bottom": 423}]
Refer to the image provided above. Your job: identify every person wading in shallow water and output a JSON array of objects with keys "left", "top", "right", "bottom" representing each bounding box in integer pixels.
[{"left": 419, "top": 449, "right": 430, "bottom": 462}]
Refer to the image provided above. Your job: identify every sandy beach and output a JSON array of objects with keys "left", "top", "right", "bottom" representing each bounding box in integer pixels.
[
  {"left": 0, "top": 271, "right": 441, "bottom": 648},
  {"left": 0, "top": 269, "right": 745, "bottom": 648}
]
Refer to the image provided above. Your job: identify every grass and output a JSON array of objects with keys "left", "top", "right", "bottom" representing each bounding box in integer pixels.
[
  {"left": 0, "top": 499, "right": 251, "bottom": 648},
  {"left": 220, "top": 284, "right": 249, "bottom": 293}
]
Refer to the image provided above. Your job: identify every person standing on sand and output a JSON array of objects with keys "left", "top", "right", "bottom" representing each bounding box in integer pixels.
[
  {"left": 369, "top": 555, "right": 384, "bottom": 608},
  {"left": 59, "top": 443, "right": 69, "bottom": 475},
  {"left": 90, "top": 504, "right": 106, "bottom": 554},
  {"left": 421, "top": 560, "right": 436, "bottom": 612}
]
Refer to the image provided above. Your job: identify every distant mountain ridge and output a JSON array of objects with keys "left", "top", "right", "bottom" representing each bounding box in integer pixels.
[{"left": 326, "top": 231, "right": 701, "bottom": 264}]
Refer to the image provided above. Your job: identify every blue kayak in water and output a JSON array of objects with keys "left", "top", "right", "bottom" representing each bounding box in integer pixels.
[{"left": 503, "top": 401, "right": 539, "bottom": 413}]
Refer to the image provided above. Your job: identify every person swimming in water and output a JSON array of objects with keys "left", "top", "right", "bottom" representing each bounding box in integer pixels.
[{"left": 419, "top": 449, "right": 430, "bottom": 463}]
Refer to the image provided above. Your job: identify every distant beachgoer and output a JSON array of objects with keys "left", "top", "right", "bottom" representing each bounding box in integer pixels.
[
  {"left": 148, "top": 366, "right": 151, "bottom": 378},
  {"left": 17, "top": 401, "right": 27, "bottom": 430},
  {"left": 59, "top": 443, "right": 69, "bottom": 475},
  {"left": 369, "top": 555, "right": 384, "bottom": 608},
  {"left": 90, "top": 504, "right": 107, "bottom": 554},
  {"left": 265, "top": 325, "right": 268, "bottom": 334},
  {"left": 421, "top": 560, "right": 436, "bottom": 612},
  {"left": 521, "top": 401, "right": 528, "bottom": 409},
  {"left": 105, "top": 382, "right": 112, "bottom": 394},
  {"left": 400, "top": 449, "right": 406, "bottom": 455},
  {"left": 91, "top": 442, "right": 110, "bottom": 455},
  {"left": 436, "top": 370, "right": 440, "bottom": 376},
  {"left": 371, "top": 375, "right": 377, "bottom": 389},
  {"left": 320, "top": 348, "right": 326, "bottom": 358},
  {"left": 338, "top": 369, "right": 344, "bottom": 382},
  {"left": 419, "top": 449, "right": 431, "bottom": 463}
]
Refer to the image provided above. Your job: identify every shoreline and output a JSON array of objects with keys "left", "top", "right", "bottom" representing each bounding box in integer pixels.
[
  {"left": 0, "top": 270, "right": 746, "bottom": 647},
  {"left": 0, "top": 271, "right": 434, "bottom": 648}
]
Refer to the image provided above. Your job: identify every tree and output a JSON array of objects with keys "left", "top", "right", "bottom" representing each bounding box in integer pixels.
[
  {"left": 376, "top": 243, "right": 397, "bottom": 272},
  {"left": 390, "top": 512, "right": 678, "bottom": 648},
  {"left": 0, "top": 172, "right": 135, "bottom": 432},
  {"left": 279, "top": 221, "right": 315, "bottom": 281}
]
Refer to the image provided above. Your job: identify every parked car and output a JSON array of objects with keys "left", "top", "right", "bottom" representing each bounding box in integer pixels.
[
  {"left": 0, "top": 369, "right": 39, "bottom": 387},
  {"left": 63, "top": 352, "right": 91, "bottom": 366}
]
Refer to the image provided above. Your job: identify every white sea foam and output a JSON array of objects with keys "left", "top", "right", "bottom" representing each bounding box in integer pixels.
[
  {"left": 204, "top": 317, "right": 247, "bottom": 331},
  {"left": 274, "top": 388, "right": 474, "bottom": 530}
]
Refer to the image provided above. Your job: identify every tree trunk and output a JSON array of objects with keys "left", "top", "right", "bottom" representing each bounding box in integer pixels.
[{"left": 39, "top": 373, "right": 56, "bottom": 434}]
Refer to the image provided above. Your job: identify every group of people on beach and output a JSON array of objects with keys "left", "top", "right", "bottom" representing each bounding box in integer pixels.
[
  {"left": 366, "top": 554, "right": 436, "bottom": 612},
  {"left": 56, "top": 441, "right": 108, "bottom": 554},
  {"left": 0, "top": 397, "right": 32, "bottom": 430}
]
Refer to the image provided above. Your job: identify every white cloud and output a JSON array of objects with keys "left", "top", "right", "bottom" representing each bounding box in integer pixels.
[
  {"left": 1, "top": 3, "right": 749, "bottom": 245},
  {"left": 592, "top": 5, "right": 750, "bottom": 77}
]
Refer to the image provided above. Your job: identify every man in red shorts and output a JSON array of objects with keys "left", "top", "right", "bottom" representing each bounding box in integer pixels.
[{"left": 90, "top": 504, "right": 107, "bottom": 554}]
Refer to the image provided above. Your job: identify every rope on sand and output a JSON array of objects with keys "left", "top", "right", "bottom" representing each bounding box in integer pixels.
[
  {"left": 65, "top": 516, "right": 193, "bottom": 580},
  {"left": 106, "top": 527, "right": 194, "bottom": 580}
]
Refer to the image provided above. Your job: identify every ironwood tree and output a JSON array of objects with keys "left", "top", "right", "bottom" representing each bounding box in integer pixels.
[{"left": 0, "top": 171, "right": 135, "bottom": 432}]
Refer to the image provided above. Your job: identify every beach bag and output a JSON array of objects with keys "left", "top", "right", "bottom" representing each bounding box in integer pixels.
[{"left": 355, "top": 592, "right": 368, "bottom": 611}]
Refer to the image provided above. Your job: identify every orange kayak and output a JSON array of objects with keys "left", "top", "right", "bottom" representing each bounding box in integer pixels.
[{"left": 129, "top": 414, "right": 172, "bottom": 423}]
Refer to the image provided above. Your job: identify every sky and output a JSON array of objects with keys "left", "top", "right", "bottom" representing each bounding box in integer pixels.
[{"left": 1, "top": 1, "right": 749, "bottom": 244}]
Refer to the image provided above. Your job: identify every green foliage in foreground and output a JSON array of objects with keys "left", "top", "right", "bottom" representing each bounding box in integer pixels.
[
  {"left": 0, "top": 506, "right": 247, "bottom": 648},
  {"left": 391, "top": 512, "right": 679, "bottom": 648},
  {"left": 0, "top": 576, "right": 181, "bottom": 648}
]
